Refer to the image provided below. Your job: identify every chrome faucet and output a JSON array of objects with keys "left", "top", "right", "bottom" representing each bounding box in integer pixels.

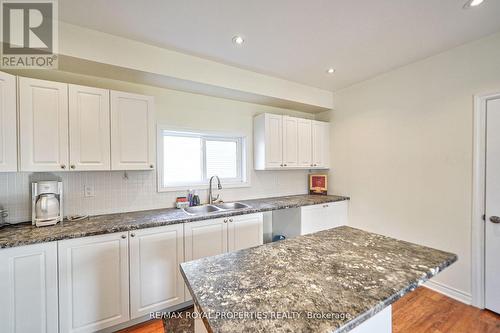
[{"left": 208, "top": 175, "right": 222, "bottom": 204}]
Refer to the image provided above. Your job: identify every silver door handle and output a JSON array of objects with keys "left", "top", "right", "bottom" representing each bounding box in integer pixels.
[{"left": 490, "top": 216, "right": 500, "bottom": 224}]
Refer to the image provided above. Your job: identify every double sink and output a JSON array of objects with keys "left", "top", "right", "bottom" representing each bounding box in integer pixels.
[{"left": 182, "top": 202, "right": 251, "bottom": 216}]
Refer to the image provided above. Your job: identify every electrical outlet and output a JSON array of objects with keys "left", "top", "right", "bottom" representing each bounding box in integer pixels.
[{"left": 84, "top": 185, "right": 95, "bottom": 197}]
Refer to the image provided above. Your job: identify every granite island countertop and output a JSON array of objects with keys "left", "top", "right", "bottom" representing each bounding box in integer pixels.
[
  {"left": 0, "top": 194, "right": 348, "bottom": 249},
  {"left": 180, "top": 226, "right": 457, "bottom": 333}
]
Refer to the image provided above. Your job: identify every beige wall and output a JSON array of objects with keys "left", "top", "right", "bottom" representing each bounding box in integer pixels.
[{"left": 326, "top": 31, "right": 500, "bottom": 298}]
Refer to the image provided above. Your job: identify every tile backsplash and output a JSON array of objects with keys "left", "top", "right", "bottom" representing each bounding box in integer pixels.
[{"left": 0, "top": 170, "right": 309, "bottom": 223}]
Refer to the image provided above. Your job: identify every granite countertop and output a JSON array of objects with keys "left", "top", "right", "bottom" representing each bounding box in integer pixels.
[
  {"left": 0, "top": 194, "right": 348, "bottom": 249},
  {"left": 181, "top": 226, "right": 457, "bottom": 333}
]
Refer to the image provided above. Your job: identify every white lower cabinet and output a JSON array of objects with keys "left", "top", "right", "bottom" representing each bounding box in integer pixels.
[
  {"left": 129, "top": 224, "right": 185, "bottom": 319},
  {"left": 184, "top": 213, "right": 264, "bottom": 300},
  {"left": 0, "top": 242, "right": 58, "bottom": 333},
  {"left": 273, "top": 201, "right": 348, "bottom": 238},
  {"left": 228, "top": 214, "right": 264, "bottom": 252},
  {"left": 58, "top": 232, "right": 130, "bottom": 333}
]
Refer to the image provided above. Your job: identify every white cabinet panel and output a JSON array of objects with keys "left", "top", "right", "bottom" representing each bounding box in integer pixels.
[
  {"left": 184, "top": 218, "right": 228, "bottom": 301},
  {"left": 110, "top": 91, "right": 155, "bottom": 170},
  {"left": 19, "top": 77, "right": 69, "bottom": 172},
  {"left": 273, "top": 201, "right": 348, "bottom": 238},
  {"left": 129, "top": 224, "right": 185, "bottom": 319},
  {"left": 282, "top": 116, "right": 298, "bottom": 168},
  {"left": 184, "top": 218, "right": 228, "bottom": 261},
  {"left": 0, "top": 72, "right": 17, "bottom": 172},
  {"left": 312, "top": 120, "right": 330, "bottom": 169},
  {"left": 58, "top": 233, "right": 130, "bottom": 333},
  {"left": 0, "top": 242, "right": 58, "bottom": 333},
  {"left": 301, "top": 201, "right": 347, "bottom": 235},
  {"left": 297, "top": 118, "right": 312, "bottom": 168},
  {"left": 254, "top": 113, "right": 283, "bottom": 170},
  {"left": 69, "top": 85, "right": 110, "bottom": 171},
  {"left": 228, "top": 213, "right": 264, "bottom": 252}
]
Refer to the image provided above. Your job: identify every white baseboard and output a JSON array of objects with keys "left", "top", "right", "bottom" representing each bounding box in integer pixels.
[{"left": 424, "top": 280, "right": 472, "bottom": 305}]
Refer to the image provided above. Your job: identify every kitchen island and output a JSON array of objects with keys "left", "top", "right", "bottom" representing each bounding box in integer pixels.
[{"left": 181, "top": 226, "right": 457, "bottom": 333}]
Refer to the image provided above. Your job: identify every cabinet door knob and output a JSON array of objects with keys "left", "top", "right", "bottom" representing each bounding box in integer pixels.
[
  {"left": 229, "top": 218, "right": 233, "bottom": 222},
  {"left": 150, "top": 164, "right": 154, "bottom": 169},
  {"left": 130, "top": 233, "right": 136, "bottom": 237},
  {"left": 280, "top": 164, "right": 283, "bottom": 167},
  {"left": 60, "top": 164, "right": 66, "bottom": 169},
  {"left": 284, "top": 164, "right": 287, "bottom": 167},
  {"left": 224, "top": 219, "right": 228, "bottom": 223},
  {"left": 490, "top": 216, "right": 500, "bottom": 224},
  {"left": 70, "top": 165, "right": 75, "bottom": 169},
  {"left": 121, "top": 234, "right": 127, "bottom": 239}
]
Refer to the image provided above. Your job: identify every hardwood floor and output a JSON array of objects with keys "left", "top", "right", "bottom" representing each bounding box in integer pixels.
[{"left": 119, "top": 287, "right": 500, "bottom": 333}]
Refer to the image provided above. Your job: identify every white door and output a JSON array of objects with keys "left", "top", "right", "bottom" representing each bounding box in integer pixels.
[
  {"left": 0, "top": 242, "right": 58, "bottom": 333},
  {"left": 110, "top": 91, "right": 155, "bottom": 170},
  {"left": 58, "top": 233, "right": 130, "bottom": 333},
  {"left": 228, "top": 213, "right": 264, "bottom": 252},
  {"left": 282, "top": 116, "right": 298, "bottom": 168},
  {"left": 312, "top": 121, "right": 330, "bottom": 168},
  {"left": 301, "top": 201, "right": 347, "bottom": 235},
  {"left": 485, "top": 97, "right": 500, "bottom": 314},
  {"left": 0, "top": 72, "right": 17, "bottom": 172},
  {"left": 297, "top": 118, "right": 312, "bottom": 168},
  {"left": 19, "top": 77, "right": 69, "bottom": 172},
  {"left": 69, "top": 84, "right": 110, "bottom": 171},
  {"left": 129, "top": 224, "right": 185, "bottom": 319},
  {"left": 265, "top": 113, "right": 283, "bottom": 168},
  {"left": 184, "top": 218, "right": 228, "bottom": 300}
]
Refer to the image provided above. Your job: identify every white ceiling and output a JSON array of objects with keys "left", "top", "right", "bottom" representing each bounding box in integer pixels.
[{"left": 59, "top": 0, "right": 500, "bottom": 91}]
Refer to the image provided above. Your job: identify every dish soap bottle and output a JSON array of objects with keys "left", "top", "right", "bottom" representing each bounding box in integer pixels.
[{"left": 192, "top": 190, "right": 200, "bottom": 206}]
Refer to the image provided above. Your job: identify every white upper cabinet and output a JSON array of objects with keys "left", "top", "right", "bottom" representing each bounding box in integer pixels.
[
  {"left": 69, "top": 85, "right": 110, "bottom": 171},
  {"left": 254, "top": 113, "right": 283, "bottom": 170},
  {"left": 312, "top": 120, "right": 330, "bottom": 169},
  {"left": 0, "top": 242, "right": 59, "bottom": 333},
  {"left": 254, "top": 113, "right": 329, "bottom": 170},
  {"left": 110, "top": 91, "right": 155, "bottom": 170},
  {"left": 19, "top": 77, "right": 69, "bottom": 172},
  {"left": 297, "top": 118, "right": 313, "bottom": 168},
  {"left": 0, "top": 72, "right": 17, "bottom": 172},
  {"left": 129, "top": 224, "right": 185, "bottom": 319},
  {"left": 282, "top": 116, "right": 299, "bottom": 168}
]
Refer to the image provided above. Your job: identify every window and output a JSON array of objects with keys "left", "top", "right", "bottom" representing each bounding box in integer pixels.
[{"left": 158, "top": 129, "right": 247, "bottom": 191}]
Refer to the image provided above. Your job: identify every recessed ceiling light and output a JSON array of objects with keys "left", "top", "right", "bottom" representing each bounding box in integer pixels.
[
  {"left": 463, "top": 0, "right": 485, "bottom": 8},
  {"left": 327, "top": 68, "right": 335, "bottom": 74},
  {"left": 232, "top": 36, "right": 244, "bottom": 45}
]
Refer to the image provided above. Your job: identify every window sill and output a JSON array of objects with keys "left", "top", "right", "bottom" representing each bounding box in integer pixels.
[{"left": 158, "top": 181, "right": 251, "bottom": 193}]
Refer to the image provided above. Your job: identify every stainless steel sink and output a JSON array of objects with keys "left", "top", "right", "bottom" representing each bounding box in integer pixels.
[
  {"left": 183, "top": 205, "right": 222, "bottom": 216},
  {"left": 214, "top": 202, "right": 251, "bottom": 210},
  {"left": 182, "top": 202, "right": 251, "bottom": 216}
]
